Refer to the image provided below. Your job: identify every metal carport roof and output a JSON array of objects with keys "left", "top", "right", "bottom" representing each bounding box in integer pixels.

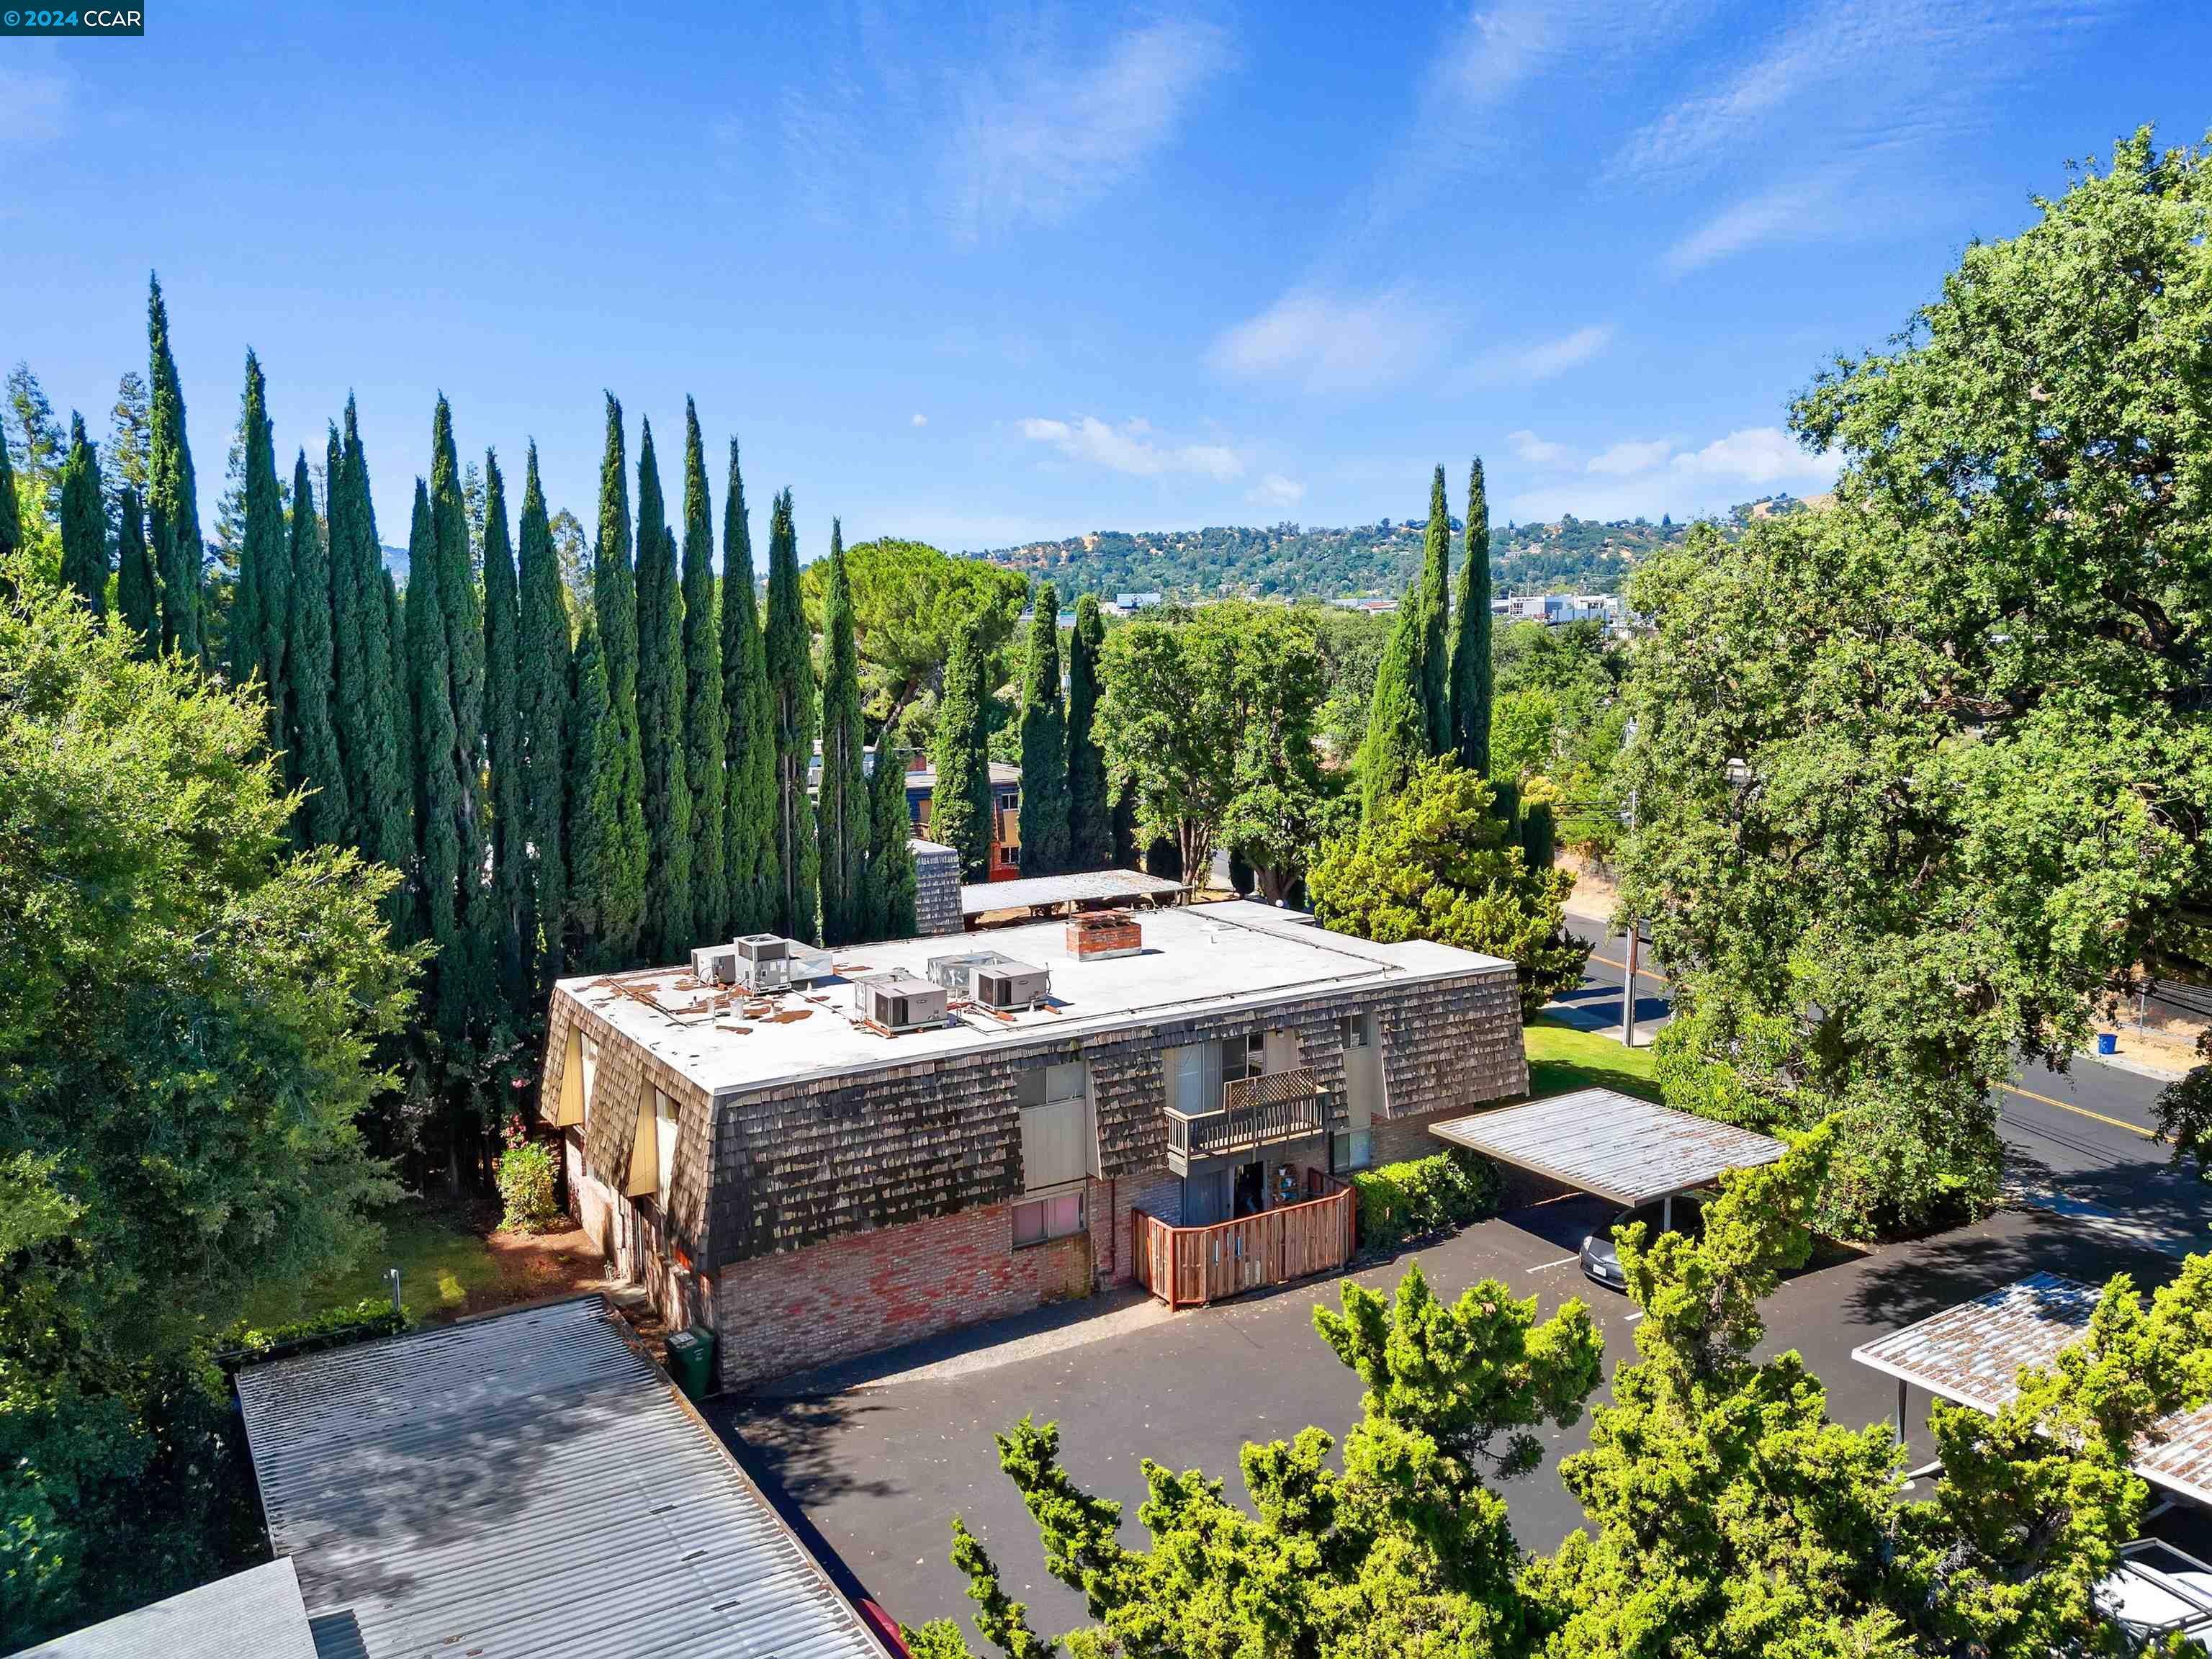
[
  {"left": 1426, "top": 1087, "right": 1789, "bottom": 1207},
  {"left": 235, "top": 1295, "right": 883, "bottom": 1659},
  {"left": 960, "top": 867, "right": 1184, "bottom": 917},
  {"left": 1852, "top": 1272, "right": 2212, "bottom": 1508}
]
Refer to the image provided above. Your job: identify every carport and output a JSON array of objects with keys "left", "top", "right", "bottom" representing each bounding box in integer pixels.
[
  {"left": 1852, "top": 1271, "right": 2212, "bottom": 1507},
  {"left": 1427, "top": 1086, "right": 1789, "bottom": 1228}
]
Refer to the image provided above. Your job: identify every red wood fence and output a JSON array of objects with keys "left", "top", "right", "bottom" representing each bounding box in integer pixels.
[{"left": 1133, "top": 1177, "right": 1357, "bottom": 1308}]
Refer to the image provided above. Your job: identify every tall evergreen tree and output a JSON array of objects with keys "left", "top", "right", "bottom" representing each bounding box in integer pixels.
[
  {"left": 1359, "top": 600, "right": 1431, "bottom": 824},
  {"left": 763, "top": 488, "right": 819, "bottom": 940},
  {"left": 0, "top": 402, "right": 19, "bottom": 565},
  {"left": 329, "top": 404, "right": 411, "bottom": 910},
  {"left": 517, "top": 444, "right": 571, "bottom": 996},
  {"left": 864, "top": 714, "right": 917, "bottom": 940},
  {"left": 232, "top": 351, "right": 291, "bottom": 776},
  {"left": 585, "top": 395, "right": 647, "bottom": 966},
  {"left": 1066, "top": 593, "right": 1111, "bottom": 869},
  {"left": 57, "top": 414, "right": 106, "bottom": 618},
  {"left": 931, "top": 611, "right": 994, "bottom": 881},
  {"left": 284, "top": 451, "right": 348, "bottom": 848},
  {"left": 403, "top": 476, "right": 464, "bottom": 1010},
  {"left": 679, "top": 402, "right": 727, "bottom": 949},
  {"left": 719, "top": 442, "right": 777, "bottom": 937},
  {"left": 1447, "top": 456, "right": 1493, "bottom": 775},
  {"left": 633, "top": 418, "right": 691, "bottom": 961},
  {"left": 481, "top": 451, "right": 527, "bottom": 1014},
  {"left": 428, "top": 397, "right": 492, "bottom": 1034},
  {"left": 816, "top": 519, "right": 866, "bottom": 945},
  {"left": 114, "top": 485, "right": 157, "bottom": 649},
  {"left": 1015, "top": 583, "right": 1070, "bottom": 876},
  {"left": 567, "top": 619, "right": 634, "bottom": 967},
  {"left": 1416, "top": 462, "right": 1452, "bottom": 753},
  {"left": 145, "top": 274, "right": 205, "bottom": 663}
]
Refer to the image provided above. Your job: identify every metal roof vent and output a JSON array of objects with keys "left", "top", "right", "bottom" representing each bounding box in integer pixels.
[{"left": 854, "top": 974, "right": 950, "bottom": 1034}]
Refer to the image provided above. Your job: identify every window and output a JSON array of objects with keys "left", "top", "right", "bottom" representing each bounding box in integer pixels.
[
  {"left": 1013, "top": 1188, "right": 1084, "bottom": 1247},
  {"left": 1219, "top": 1031, "right": 1265, "bottom": 1088},
  {"left": 1332, "top": 1130, "right": 1373, "bottom": 1171},
  {"left": 1019, "top": 1061, "right": 1088, "bottom": 1109},
  {"left": 1020, "top": 1062, "right": 1092, "bottom": 1191},
  {"left": 580, "top": 1035, "right": 600, "bottom": 1111},
  {"left": 654, "top": 1087, "right": 679, "bottom": 1210},
  {"left": 1340, "top": 1013, "right": 1373, "bottom": 1051}
]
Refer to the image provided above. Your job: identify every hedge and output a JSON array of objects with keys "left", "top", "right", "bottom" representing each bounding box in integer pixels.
[
  {"left": 214, "top": 1296, "right": 408, "bottom": 1372},
  {"left": 1352, "top": 1148, "right": 1501, "bottom": 1253}
]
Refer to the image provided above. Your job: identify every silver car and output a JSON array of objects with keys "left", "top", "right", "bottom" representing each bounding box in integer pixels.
[{"left": 1580, "top": 1194, "right": 1705, "bottom": 1291}]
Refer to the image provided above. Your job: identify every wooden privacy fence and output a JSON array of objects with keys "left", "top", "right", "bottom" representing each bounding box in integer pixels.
[{"left": 1133, "top": 1177, "right": 1357, "bottom": 1308}]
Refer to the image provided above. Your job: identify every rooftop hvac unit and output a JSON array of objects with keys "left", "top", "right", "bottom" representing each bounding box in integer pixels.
[
  {"left": 691, "top": 944, "right": 740, "bottom": 986},
  {"left": 854, "top": 974, "right": 949, "bottom": 1033},
  {"left": 926, "top": 950, "right": 1012, "bottom": 994},
  {"left": 1066, "top": 909, "right": 1142, "bottom": 961},
  {"left": 734, "top": 934, "right": 793, "bottom": 992},
  {"left": 974, "top": 961, "right": 1050, "bottom": 1012}
]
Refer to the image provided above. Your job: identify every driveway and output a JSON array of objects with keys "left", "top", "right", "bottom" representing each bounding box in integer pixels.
[{"left": 714, "top": 1058, "right": 2203, "bottom": 1642}]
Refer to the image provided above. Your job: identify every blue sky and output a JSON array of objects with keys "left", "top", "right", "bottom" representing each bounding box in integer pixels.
[{"left": 3, "top": 0, "right": 2204, "bottom": 557}]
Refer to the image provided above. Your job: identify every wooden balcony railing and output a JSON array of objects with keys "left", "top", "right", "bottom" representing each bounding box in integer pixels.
[
  {"left": 1164, "top": 1066, "right": 1321, "bottom": 1172},
  {"left": 1133, "top": 1172, "right": 1355, "bottom": 1307}
]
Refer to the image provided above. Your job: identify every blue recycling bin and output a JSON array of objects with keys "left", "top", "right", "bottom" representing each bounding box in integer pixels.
[{"left": 2096, "top": 1033, "right": 2118, "bottom": 1056}]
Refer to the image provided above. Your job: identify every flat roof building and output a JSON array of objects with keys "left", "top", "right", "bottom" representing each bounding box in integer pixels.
[{"left": 539, "top": 901, "right": 1529, "bottom": 1388}]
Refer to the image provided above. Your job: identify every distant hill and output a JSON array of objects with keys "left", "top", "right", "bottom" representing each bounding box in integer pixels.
[{"left": 973, "top": 495, "right": 1809, "bottom": 601}]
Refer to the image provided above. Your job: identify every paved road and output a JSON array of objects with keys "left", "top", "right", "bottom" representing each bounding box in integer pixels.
[{"left": 713, "top": 930, "right": 2202, "bottom": 1643}]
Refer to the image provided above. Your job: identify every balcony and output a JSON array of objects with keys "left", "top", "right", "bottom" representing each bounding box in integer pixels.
[{"left": 1164, "top": 1066, "right": 1323, "bottom": 1175}]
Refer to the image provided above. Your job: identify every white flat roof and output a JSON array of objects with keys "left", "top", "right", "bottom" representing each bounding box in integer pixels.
[
  {"left": 557, "top": 904, "right": 1512, "bottom": 1097},
  {"left": 1426, "top": 1087, "right": 1789, "bottom": 1206}
]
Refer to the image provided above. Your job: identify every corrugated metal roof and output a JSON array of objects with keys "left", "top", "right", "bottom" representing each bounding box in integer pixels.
[
  {"left": 960, "top": 868, "right": 1186, "bottom": 915},
  {"left": 235, "top": 1296, "right": 882, "bottom": 1659},
  {"left": 1852, "top": 1272, "right": 2212, "bottom": 1507},
  {"left": 1426, "top": 1087, "right": 1789, "bottom": 1205},
  {"left": 9, "top": 1557, "right": 316, "bottom": 1659}
]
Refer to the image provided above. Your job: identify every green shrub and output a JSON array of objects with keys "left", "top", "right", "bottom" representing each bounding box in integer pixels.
[
  {"left": 216, "top": 1297, "right": 406, "bottom": 1370},
  {"left": 1352, "top": 1148, "right": 1500, "bottom": 1252},
  {"left": 495, "top": 1137, "right": 561, "bottom": 1233}
]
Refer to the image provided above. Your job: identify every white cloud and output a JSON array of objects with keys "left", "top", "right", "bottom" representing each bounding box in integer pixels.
[
  {"left": 1669, "top": 426, "right": 1826, "bottom": 485},
  {"left": 1474, "top": 323, "right": 1613, "bottom": 385},
  {"left": 944, "top": 17, "right": 1231, "bottom": 240},
  {"left": 1507, "top": 430, "right": 1573, "bottom": 469},
  {"left": 1019, "top": 416, "right": 1243, "bottom": 482},
  {"left": 0, "top": 66, "right": 67, "bottom": 152},
  {"left": 1587, "top": 439, "right": 1674, "bottom": 477},
  {"left": 1210, "top": 287, "right": 1450, "bottom": 397},
  {"left": 1663, "top": 172, "right": 1850, "bottom": 274},
  {"left": 911, "top": 413, "right": 928, "bottom": 428},
  {"left": 1249, "top": 474, "right": 1306, "bottom": 507}
]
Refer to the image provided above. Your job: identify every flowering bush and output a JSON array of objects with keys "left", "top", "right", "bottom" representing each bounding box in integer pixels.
[{"left": 495, "top": 1124, "right": 560, "bottom": 1233}]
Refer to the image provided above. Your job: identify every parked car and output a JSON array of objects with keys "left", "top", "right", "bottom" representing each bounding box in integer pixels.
[
  {"left": 1580, "top": 1193, "right": 1706, "bottom": 1291},
  {"left": 857, "top": 1598, "right": 914, "bottom": 1658}
]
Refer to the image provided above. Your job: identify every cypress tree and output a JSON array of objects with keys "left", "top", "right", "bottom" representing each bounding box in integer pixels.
[
  {"left": 1066, "top": 593, "right": 1111, "bottom": 869},
  {"left": 930, "top": 610, "right": 994, "bottom": 881},
  {"left": 1448, "top": 456, "right": 1494, "bottom": 775},
  {"left": 115, "top": 485, "right": 158, "bottom": 647},
  {"left": 285, "top": 450, "right": 349, "bottom": 848},
  {"left": 57, "top": 413, "right": 107, "bottom": 617},
  {"left": 763, "top": 488, "right": 819, "bottom": 941},
  {"left": 481, "top": 450, "right": 528, "bottom": 1014},
  {"left": 517, "top": 444, "right": 571, "bottom": 996},
  {"left": 816, "top": 518, "right": 866, "bottom": 945},
  {"left": 145, "top": 274, "right": 205, "bottom": 663},
  {"left": 1417, "top": 463, "right": 1452, "bottom": 753},
  {"left": 634, "top": 418, "right": 692, "bottom": 961},
  {"left": 330, "top": 404, "right": 412, "bottom": 909},
  {"left": 1520, "top": 799, "right": 1557, "bottom": 871},
  {"left": 864, "top": 715, "right": 917, "bottom": 940},
  {"left": 567, "top": 619, "right": 624, "bottom": 959},
  {"left": 233, "top": 351, "right": 291, "bottom": 775},
  {"left": 1015, "top": 583, "right": 1070, "bottom": 876},
  {"left": 679, "top": 402, "right": 727, "bottom": 949},
  {"left": 403, "top": 476, "right": 465, "bottom": 1015},
  {"left": 1359, "top": 601, "right": 1430, "bottom": 823},
  {"left": 428, "top": 397, "right": 492, "bottom": 1032},
  {"left": 719, "top": 442, "right": 776, "bottom": 937},
  {"left": 587, "top": 395, "right": 647, "bottom": 966},
  {"left": 0, "top": 405, "right": 19, "bottom": 565}
]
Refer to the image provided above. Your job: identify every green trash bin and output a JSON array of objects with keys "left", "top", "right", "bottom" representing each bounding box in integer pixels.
[{"left": 665, "top": 1326, "right": 716, "bottom": 1401}]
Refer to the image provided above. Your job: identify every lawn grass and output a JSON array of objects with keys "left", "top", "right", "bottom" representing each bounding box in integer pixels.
[
  {"left": 1524, "top": 1015, "right": 1663, "bottom": 1102},
  {"left": 240, "top": 1200, "right": 523, "bottom": 1328}
]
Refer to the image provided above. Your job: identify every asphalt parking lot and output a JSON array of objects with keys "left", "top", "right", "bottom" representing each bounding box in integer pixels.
[{"left": 712, "top": 928, "right": 2202, "bottom": 1643}]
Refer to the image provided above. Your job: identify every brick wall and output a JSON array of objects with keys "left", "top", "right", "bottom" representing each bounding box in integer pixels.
[{"left": 711, "top": 1195, "right": 1097, "bottom": 1390}]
